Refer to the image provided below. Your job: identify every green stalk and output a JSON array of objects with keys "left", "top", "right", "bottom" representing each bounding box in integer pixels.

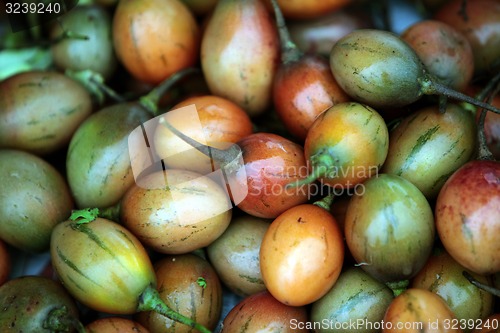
[
  {"left": 418, "top": 74, "right": 500, "bottom": 115},
  {"left": 386, "top": 280, "right": 409, "bottom": 297},
  {"left": 43, "top": 306, "right": 87, "bottom": 333},
  {"left": 139, "top": 67, "right": 200, "bottom": 116},
  {"left": 138, "top": 285, "right": 212, "bottom": 333},
  {"left": 287, "top": 153, "right": 338, "bottom": 188},
  {"left": 313, "top": 192, "right": 335, "bottom": 211},
  {"left": 463, "top": 271, "right": 500, "bottom": 297},
  {"left": 269, "top": 0, "right": 303, "bottom": 64}
]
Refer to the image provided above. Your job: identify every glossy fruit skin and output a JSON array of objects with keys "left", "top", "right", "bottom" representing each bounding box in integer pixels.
[
  {"left": 311, "top": 267, "right": 394, "bottom": 333},
  {"left": 235, "top": 132, "right": 310, "bottom": 219},
  {"left": 0, "top": 276, "right": 80, "bottom": 333},
  {"left": 66, "top": 102, "right": 151, "bottom": 209},
  {"left": 136, "top": 254, "right": 222, "bottom": 332},
  {"left": 382, "top": 104, "right": 476, "bottom": 199},
  {"left": 345, "top": 174, "right": 435, "bottom": 282},
  {"left": 0, "top": 71, "right": 92, "bottom": 154},
  {"left": 383, "top": 288, "right": 460, "bottom": 333},
  {"left": 221, "top": 291, "right": 309, "bottom": 333},
  {"left": 273, "top": 0, "right": 353, "bottom": 20},
  {"left": 435, "top": 160, "right": 500, "bottom": 275},
  {"left": 50, "top": 4, "right": 117, "bottom": 79},
  {"left": 434, "top": 0, "right": 500, "bottom": 75},
  {"left": 113, "top": 0, "right": 199, "bottom": 84},
  {"left": 411, "top": 250, "right": 494, "bottom": 326},
  {"left": 260, "top": 204, "right": 344, "bottom": 306},
  {"left": 0, "top": 149, "right": 73, "bottom": 253},
  {"left": 120, "top": 169, "right": 232, "bottom": 254},
  {"left": 330, "top": 29, "right": 424, "bottom": 109},
  {"left": 50, "top": 217, "right": 157, "bottom": 314},
  {"left": 401, "top": 20, "right": 474, "bottom": 92},
  {"left": 273, "top": 54, "right": 350, "bottom": 141},
  {"left": 154, "top": 95, "right": 253, "bottom": 174},
  {"left": 201, "top": 0, "right": 279, "bottom": 116},
  {"left": 86, "top": 317, "right": 149, "bottom": 333},
  {"left": 206, "top": 215, "right": 270, "bottom": 297},
  {"left": 305, "top": 102, "right": 389, "bottom": 188}
]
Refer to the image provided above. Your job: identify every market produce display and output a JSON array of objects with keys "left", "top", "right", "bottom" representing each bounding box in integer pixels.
[{"left": 0, "top": 0, "right": 499, "bottom": 332}]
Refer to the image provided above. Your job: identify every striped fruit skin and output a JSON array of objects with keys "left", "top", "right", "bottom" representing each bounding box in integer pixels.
[
  {"left": 137, "top": 254, "right": 223, "bottom": 332},
  {"left": 382, "top": 104, "right": 476, "bottom": 199},
  {"left": 345, "top": 174, "right": 435, "bottom": 283},
  {"left": 50, "top": 217, "right": 156, "bottom": 314},
  {"left": 305, "top": 102, "right": 389, "bottom": 189},
  {"left": 382, "top": 289, "right": 460, "bottom": 333},
  {"left": 411, "top": 250, "right": 494, "bottom": 325},
  {"left": 310, "top": 267, "right": 394, "bottom": 333}
]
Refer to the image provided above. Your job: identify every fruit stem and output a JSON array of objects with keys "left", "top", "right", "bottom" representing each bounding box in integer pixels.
[
  {"left": 43, "top": 306, "right": 87, "bottom": 333},
  {"left": 418, "top": 74, "right": 500, "bottom": 115},
  {"left": 157, "top": 116, "right": 239, "bottom": 168},
  {"left": 386, "top": 280, "right": 409, "bottom": 297},
  {"left": 313, "top": 192, "right": 335, "bottom": 210},
  {"left": 137, "top": 285, "right": 212, "bottom": 333},
  {"left": 65, "top": 69, "right": 125, "bottom": 105},
  {"left": 139, "top": 67, "right": 199, "bottom": 116},
  {"left": 99, "top": 202, "right": 121, "bottom": 222},
  {"left": 286, "top": 153, "right": 337, "bottom": 188},
  {"left": 463, "top": 271, "right": 500, "bottom": 297},
  {"left": 269, "top": 0, "right": 303, "bottom": 64},
  {"left": 69, "top": 208, "right": 99, "bottom": 225},
  {"left": 477, "top": 108, "right": 494, "bottom": 161}
]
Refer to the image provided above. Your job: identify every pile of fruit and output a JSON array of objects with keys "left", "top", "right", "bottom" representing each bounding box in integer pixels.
[{"left": 0, "top": 0, "right": 499, "bottom": 332}]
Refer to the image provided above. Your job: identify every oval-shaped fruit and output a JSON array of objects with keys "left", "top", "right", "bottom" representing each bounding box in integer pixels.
[
  {"left": 113, "top": 0, "right": 200, "bottom": 84},
  {"left": 0, "top": 149, "right": 73, "bottom": 253},
  {"left": 434, "top": 0, "right": 500, "bottom": 75},
  {"left": 304, "top": 102, "right": 389, "bottom": 188},
  {"left": 0, "top": 276, "right": 81, "bottom": 333},
  {"left": 66, "top": 102, "right": 151, "bottom": 209},
  {"left": 345, "top": 174, "right": 435, "bottom": 282},
  {"left": 382, "top": 104, "right": 476, "bottom": 199},
  {"left": 273, "top": 53, "right": 350, "bottom": 141},
  {"left": 311, "top": 267, "right": 394, "bottom": 333},
  {"left": 50, "top": 217, "right": 156, "bottom": 314},
  {"left": 435, "top": 160, "right": 500, "bottom": 275},
  {"left": 201, "top": 0, "right": 279, "bottom": 116},
  {"left": 137, "top": 254, "right": 222, "bottom": 332},
  {"left": 260, "top": 203, "right": 344, "bottom": 306},
  {"left": 330, "top": 29, "right": 424, "bottom": 109},
  {"left": 236, "top": 132, "right": 310, "bottom": 219},
  {"left": 50, "top": 4, "right": 117, "bottom": 79},
  {"left": 411, "top": 250, "right": 494, "bottom": 324},
  {"left": 207, "top": 215, "right": 270, "bottom": 296},
  {"left": 0, "top": 71, "right": 92, "bottom": 154},
  {"left": 221, "top": 291, "right": 309, "bottom": 332},
  {"left": 383, "top": 288, "right": 460, "bottom": 333},
  {"left": 401, "top": 20, "right": 474, "bottom": 91},
  {"left": 120, "top": 169, "right": 232, "bottom": 254}
]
